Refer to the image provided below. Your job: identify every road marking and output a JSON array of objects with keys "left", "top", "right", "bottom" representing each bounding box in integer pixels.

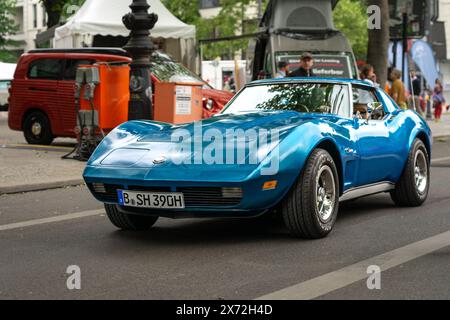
[
  {"left": 256, "top": 230, "right": 450, "bottom": 300},
  {"left": 431, "top": 156, "right": 450, "bottom": 164},
  {"left": 0, "top": 209, "right": 104, "bottom": 232}
]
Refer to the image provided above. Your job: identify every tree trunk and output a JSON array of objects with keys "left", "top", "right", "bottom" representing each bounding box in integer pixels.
[
  {"left": 367, "top": 0, "right": 389, "bottom": 87},
  {"left": 42, "top": 0, "right": 63, "bottom": 28}
]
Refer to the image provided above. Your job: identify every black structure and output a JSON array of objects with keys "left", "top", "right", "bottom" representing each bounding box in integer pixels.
[{"left": 122, "top": 0, "right": 158, "bottom": 120}]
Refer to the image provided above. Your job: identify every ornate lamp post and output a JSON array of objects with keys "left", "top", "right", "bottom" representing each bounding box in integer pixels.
[{"left": 122, "top": 0, "right": 158, "bottom": 120}]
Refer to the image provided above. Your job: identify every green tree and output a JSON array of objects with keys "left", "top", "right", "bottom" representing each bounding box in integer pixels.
[
  {"left": 39, "top": 0, "right": 85, "bottom": 28},
  {"left": 0, "top": 0, "right": 19, "bottom": 63},
  {"left": 163, "top": 0, "right": 269, "bottom": 60},
  {"left": 161, "top": 0, "right": 200, "bottom": 25},
  {"left": 333, "top": 0, "right": 368, "bottom": 61}
]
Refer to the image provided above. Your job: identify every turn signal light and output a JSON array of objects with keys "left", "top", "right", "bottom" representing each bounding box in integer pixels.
[{"left": 262, "top": 180, "right": 277, "bottom": 190}]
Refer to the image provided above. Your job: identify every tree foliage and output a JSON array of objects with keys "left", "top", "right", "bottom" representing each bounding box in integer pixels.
[
  {"left": 333, "top": 0, "right": 368, "bottom": 60},
  {"left": 0, "top": 0, "right": 19, "bottom": 62},
  {"left": 163, "top": 0, "right": 269, "bottom": 60},
  {"left": 39, "top": 0, "right": 85, "bottom": 28},
  {"left": 0, "top": 0, "right": 18, "bottom": 46}
]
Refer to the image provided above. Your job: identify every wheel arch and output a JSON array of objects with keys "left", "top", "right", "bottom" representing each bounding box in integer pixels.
[
  {"left": 314, "top": 139, "right": 344, "bottom": 196},
  {"left": 414, "top": 130, "right": 431, "bottom": 160}
]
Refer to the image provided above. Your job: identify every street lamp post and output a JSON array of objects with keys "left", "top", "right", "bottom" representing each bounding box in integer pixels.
[{"left": 122, "top": 0, "right": 158, "bottom": 120}]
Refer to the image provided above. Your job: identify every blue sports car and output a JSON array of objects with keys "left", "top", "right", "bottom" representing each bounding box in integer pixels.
[{"left": 83, "top": 78, "right": 432, "bottom": 238}]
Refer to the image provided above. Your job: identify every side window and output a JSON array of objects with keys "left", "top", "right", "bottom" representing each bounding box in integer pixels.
[
  {"left": 352, "top": 85, "right": 385, "bottom": 119},
  {"left": 28, "top": 59, "right": 63, "bottom": 80},
  {"left": 63, "top": 59, "right": 95, "bottom": 80}
]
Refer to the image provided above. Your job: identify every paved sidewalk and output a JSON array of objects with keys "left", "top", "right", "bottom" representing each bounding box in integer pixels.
[
  {"left": 0, "top": 147, "right": 85, "bottom": 194},
  {"left": 0, "top": 112, "right": 84, "bottom": 194},
  {"left": 427, "top": 112, "right": 450, "bottom": 139}
]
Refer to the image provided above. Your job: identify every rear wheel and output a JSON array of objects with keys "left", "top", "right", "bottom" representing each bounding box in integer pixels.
[
  {"left": 282, "top": 149, "right": 339, "bottom": 239},
  {"left": 23, "top": 111, "right": 54, "bottom": 145},
  {"left": 104, "top": 204, "right": 158, "bottom": 230},
  {"left": 390, "top": 139, "right": 429, "bottom": 206}
]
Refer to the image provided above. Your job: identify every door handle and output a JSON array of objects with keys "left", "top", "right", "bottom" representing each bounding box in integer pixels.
[{"left": 29, "top": 87, "right": 57, "bottom": 92}]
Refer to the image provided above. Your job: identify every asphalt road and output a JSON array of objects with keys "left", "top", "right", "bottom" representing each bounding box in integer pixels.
[{"left": 0, "top": 138, "right": 450, "bottom": 300}]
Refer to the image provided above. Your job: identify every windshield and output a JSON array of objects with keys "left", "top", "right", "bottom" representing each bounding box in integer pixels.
[
  {"left": 150, "top": 52, "right": 212, "bottom": 88},
  {"left": 222, "top": 82, "right": 350, "bottom": 116}
]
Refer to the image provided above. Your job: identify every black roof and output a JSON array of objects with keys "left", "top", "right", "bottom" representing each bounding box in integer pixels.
[{"left": 27, "top": 48, "right": 129, "bottom": 57}]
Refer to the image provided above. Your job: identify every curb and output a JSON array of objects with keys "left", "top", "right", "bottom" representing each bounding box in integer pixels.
[
  {"left": 0, "top": 179, "right": 85, "bottom": 195},
  {"left": 433, "top": 134, "right": 449, "bottom": 141}
]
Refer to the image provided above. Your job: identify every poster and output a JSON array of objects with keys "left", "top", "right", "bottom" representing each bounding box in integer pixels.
[{"left": 175, "top": 85, "right": 192, "bottom": 115}]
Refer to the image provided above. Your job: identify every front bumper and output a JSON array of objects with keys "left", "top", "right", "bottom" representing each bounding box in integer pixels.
[{"left": 83, "top": 165, "right": 294, "bottom": 216}]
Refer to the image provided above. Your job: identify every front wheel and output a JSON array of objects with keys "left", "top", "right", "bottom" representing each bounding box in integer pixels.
[
  {"left": 282, "top": 149, "right": 339, "bottom": 239},
  {"left": 104, "top": 204, "right": 158, "bottom": 230},
  {"left": 390, "top": 139, "right": 430, "bottom": 206}
]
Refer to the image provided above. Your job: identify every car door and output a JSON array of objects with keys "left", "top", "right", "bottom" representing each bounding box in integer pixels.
[
  {"left": 58, "top": 58, "right": 95, "bottom": 136},
  {"left": 26, "top": 58, "right": 63, "bottom": 135},
  {"left": 352, "top": 84, "right": 399, "bottom": 186}
]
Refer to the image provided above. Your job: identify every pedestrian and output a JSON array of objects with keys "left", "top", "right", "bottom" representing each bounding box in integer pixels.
[
  {"left": 360, "top": 64, "right": 379, "bottom": 87},
  {"left": 288, "top": 52, "right": 315, "bottom": 77},
  {"left": 385, "top": 66, "right": 393, "bottom": 95},
  {"left": 432, "top": 82, "right": 446, "bottom": 122},
  {"left": 389, "top": 68, "right": 407, "bottom": 109},
  {"left": 274, "top": 61, "right": 289, "bottom": 78},
  {"left": 411, "top": 71, "right": 424, "bottom": 117}
]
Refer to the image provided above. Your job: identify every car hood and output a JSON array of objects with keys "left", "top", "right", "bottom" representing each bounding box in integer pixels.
[{"left": 87, "top": 111, "right": 328, "bottom": 181}]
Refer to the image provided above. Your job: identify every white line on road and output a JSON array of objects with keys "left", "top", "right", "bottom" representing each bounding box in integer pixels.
[
  {"left": 0, "top": 209, "right": 104, "bottom": 231},
  {"left": 256, "top": 230, "right": 450, "bottom": 300},
  {"left": 431, "top": 156, "right": 450, "bottom": 164}
]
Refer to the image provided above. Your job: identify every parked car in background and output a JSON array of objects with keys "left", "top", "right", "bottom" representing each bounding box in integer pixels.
[
  {"left": 0, "top": 62, "right": 16, "bottom": 111},
  {"left": 8, "top": 48, "right": 233, "bottom": 145}
]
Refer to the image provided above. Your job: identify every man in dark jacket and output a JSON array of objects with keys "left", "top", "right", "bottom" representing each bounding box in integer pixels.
[{"left": 288, "top": 52, "right": 315, "bottom": 77}]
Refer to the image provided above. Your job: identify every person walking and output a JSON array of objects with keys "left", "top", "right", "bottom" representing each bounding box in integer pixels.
[
  {"left": 389, "top": 69, "right": 407, "bottom": 109},
  {"left": 432, "top": 82, "right": 446, "bottom": 122},
  {"left": 274, "top": 61, "right": 289, "bottom": 78},
  {"left": 411, "top": 71, "right": 424, "bottom": 117},
  {"left": 288, "top": 52, "right": 315, "bottom": 77}
]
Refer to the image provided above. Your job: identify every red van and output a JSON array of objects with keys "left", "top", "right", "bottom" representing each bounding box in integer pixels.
[{"left": 8, "top": 48, "right": 233, "bottom": 145}]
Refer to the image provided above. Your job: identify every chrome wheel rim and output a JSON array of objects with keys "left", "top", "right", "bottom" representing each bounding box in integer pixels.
[
  {"left": 414, "top": 149, "right": 428, "bottom": 194},
  {"left": 31, "top": 122, "right": 42, "bottom": 136},
  {"left": 315, "top": 165, "right": 336, "bottom": 223}
]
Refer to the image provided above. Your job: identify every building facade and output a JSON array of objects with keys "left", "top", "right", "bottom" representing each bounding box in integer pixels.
[{"left": 8, "top": 0, "right": 47, "bottom": 55}]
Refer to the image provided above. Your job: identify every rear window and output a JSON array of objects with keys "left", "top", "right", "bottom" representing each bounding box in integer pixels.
[{"left": 28, "top": 59, "right": 63, "bottom": 80}]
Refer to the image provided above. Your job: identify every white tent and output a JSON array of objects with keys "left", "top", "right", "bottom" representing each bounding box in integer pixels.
[{"left": 54, "top": 0, "right": 197, "bottom": 70}]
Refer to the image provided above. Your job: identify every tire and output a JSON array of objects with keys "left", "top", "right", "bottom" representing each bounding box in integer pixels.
[
  {"left": 282, "top": 149, "right": 339, "bottom": 239},
  {"left": 104, "top": 204, "right": 159, "bottom": 231},
  {"left": 390, "top": 139, "right": 429, "bottom": 206},
  {"left": 23, "top": 111, "right": 54, "bottom": 145}
]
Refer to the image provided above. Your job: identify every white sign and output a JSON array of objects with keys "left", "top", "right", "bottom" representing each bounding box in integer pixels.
[{"left": 175, "top": 86, "right": 192, "bottom": 115}]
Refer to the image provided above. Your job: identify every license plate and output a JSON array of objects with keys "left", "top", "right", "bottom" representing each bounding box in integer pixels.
[{"left": 117, "top": 190, "right": 185, "bottom": 209}]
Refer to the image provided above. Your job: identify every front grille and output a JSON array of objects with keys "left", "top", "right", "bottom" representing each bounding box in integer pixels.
[
  {"left": 87, "top": 183, "right": 121, "bottom": 202},
  {"left": 178, "top": 187, "right": 243, "bottom": 207},
  {"left": 88, "top": 184, "right": 243, "bottom": 208}
]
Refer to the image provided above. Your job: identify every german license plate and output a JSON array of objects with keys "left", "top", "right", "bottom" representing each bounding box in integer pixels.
[{"left": 117, "top": 190, "right": 185, "bottom": 209}]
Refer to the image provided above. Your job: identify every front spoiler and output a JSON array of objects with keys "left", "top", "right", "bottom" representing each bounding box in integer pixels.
[{"left": 115, "top": 204, "right": 268, "bottom": 219}]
